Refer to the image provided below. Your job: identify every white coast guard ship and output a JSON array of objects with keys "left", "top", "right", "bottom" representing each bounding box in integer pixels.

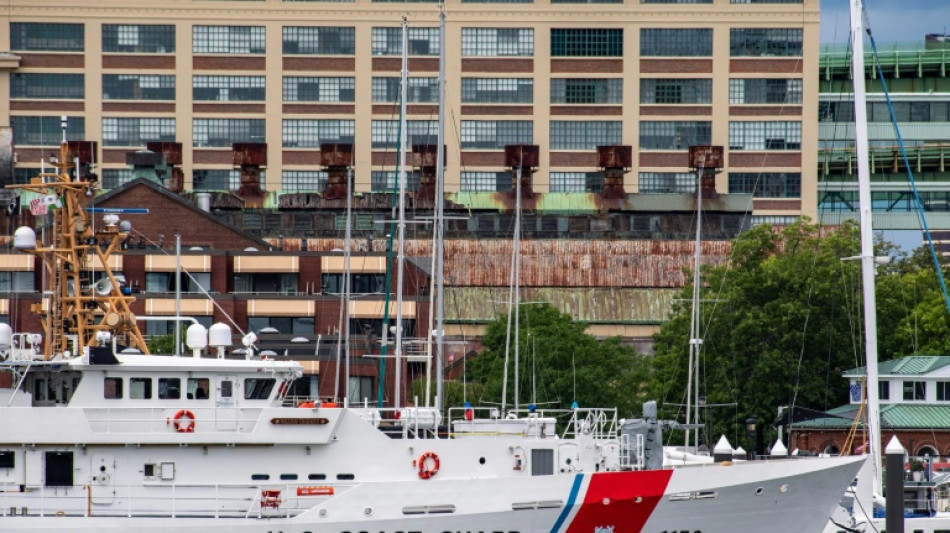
[{"left": 0, "top": 140, "right": 864, "bottom": 532}]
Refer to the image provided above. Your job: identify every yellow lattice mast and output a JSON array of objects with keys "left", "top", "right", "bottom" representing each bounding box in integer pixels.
[{"left": 7, "top": 134, "right": 149, "bottom": 360}]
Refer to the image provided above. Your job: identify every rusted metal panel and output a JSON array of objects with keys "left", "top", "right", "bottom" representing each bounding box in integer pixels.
[
  {"left": 66, "top": 141, "right": 98, "bottom": 164},
  {"left": 146, "top": 142, "right": 183, "bottom": 165},
  {"left": 504, "top": 145, "right": 539, "bottom": 168},
  {"left": 598, "top": 145, "right": 633, "bottom": 169},
  {"left": 442, "top": 286, "right": 677, "bottom": 323},
  {"left": 233, "top": 142, "right": 267, "bottom": 167},
  {"left": 688, "top": 145, "right": 724, "bottom": 170},
  {"left": 320, "top": 143, "right": 354, "bottom": 167},
  {"left": 299, "top": 238, "right": 732, "bottom": 289}
]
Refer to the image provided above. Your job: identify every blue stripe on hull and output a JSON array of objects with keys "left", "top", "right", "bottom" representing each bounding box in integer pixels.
[{"left": 550, "top": 473, "right": 584, "bottom": 533}]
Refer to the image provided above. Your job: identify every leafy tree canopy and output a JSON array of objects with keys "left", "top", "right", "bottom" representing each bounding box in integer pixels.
[
  {"left": 458, "top": 303, "right": 651, "bottom": 417},
  {"left": 651, "top": 219, "right": 950, "bottom": 450}
]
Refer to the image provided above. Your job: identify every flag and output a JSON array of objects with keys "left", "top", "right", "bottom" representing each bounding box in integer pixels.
[
  {"left": 849, "top": 382, "right": 862, "bottom": 402},
  {"left": 29, "top": 197, "right": 47, "bottom": 216},
  {"left": 43, "top": 195, "right": 63, "bottom": 210}
]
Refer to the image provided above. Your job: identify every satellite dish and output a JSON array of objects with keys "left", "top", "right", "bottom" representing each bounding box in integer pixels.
[
  {"left": 259, "top": 327, "right": 279, "bottom": 334},
  {"left": 95, "top": 278, "right": 114, "bottom": 296},
  {"left": 290, "top": 336, "right": 309, "bottom": 343}
]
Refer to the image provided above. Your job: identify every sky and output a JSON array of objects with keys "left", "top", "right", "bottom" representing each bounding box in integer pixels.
[{"left": 820, "top": 0, "right": 950, "bottom": 44}]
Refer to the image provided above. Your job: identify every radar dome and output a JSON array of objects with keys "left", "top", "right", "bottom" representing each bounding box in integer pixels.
[
  {"left": 0, "top": 323, "right": 12, "bottom": 351},
  {"left": 13, "top": 227, "right": 36, "bottom": 250},
  {"left": 186, "top": 323, "right": 208, "bottom": 350},
  {"left": 208, "top": 323, "right": 232, "bottom": 347}
]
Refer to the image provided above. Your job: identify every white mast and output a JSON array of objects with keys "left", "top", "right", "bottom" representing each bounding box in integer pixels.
[
  {"left": 393, "top": 17, "right": 409, "bottom": 411},
  {"left": 434, "top": 8, "right": 447, "bottom": 413},
  {"left": 685, "top": 163, "right": 703, "bottom": 451},
  {"left": 343, "top": 166, "right": 353, "bottom": 401},
  {"left": 850, "top": 0, "right": 882, "bottom": 494}
]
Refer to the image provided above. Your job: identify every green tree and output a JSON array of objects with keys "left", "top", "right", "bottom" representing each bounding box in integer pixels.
[
  {"left": 652, "top": 220, "right": 950, "bottom": 450},
  {"left": 461, "top": 303, "right": 651, "bottom": 416}
]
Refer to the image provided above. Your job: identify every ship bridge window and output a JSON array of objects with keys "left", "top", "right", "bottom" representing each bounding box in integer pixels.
[
  {"left": 245, "top": 378, "right": 276, "bottom": 400},
  {"left": 130, "top": 378, "right": 153, "bottom": 399},
  {"left": 187, "top": 378, "right": 210, "bottom": 400},
  {"left": 104, "top": 377, "right": 123, "bottom": 399},
  {"left": 159, "top": 378, "right": 181, "bottom": 400}
]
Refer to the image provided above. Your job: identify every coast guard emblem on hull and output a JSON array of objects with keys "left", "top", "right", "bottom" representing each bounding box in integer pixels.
[{"left": 594, "top": 526, "right": 615, "bottom": 533}]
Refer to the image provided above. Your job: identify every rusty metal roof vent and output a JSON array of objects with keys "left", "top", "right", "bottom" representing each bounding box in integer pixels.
[
  {"left": 505, "top": 144, "right": 539, "bottom": 200},
  {"left": 146, "top": 142, "right": 183, "bottom": 193},
  {"left": 597, "top": 145, "right": 631, "bottom": 200},
  {"left": 233, "top": 142, "right": 267, "bottom": 209},
  {"left": 320, "top": 143, "right": 354, "bottom": 200},
  {"left": 413, "top": 144, "right": 445, "bottom": 201},
  {"left": 688, "top": 145, "right": 724, "bottom": 200}
]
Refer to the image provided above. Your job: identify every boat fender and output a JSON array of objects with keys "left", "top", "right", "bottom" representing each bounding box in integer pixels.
[
  {"left": 297, "top": 402, "right": 315, "bottom": 408},
  {"left": 418, "top": 451, "right": 440, "bottom": 479},
  {"left": 171, "top": 409, "right": 196, "bottom": 433}
]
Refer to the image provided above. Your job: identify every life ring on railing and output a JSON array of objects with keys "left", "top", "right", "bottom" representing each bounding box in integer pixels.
[
  {"left": 418, "top": 451, "right": 440, "bottom": 480},
  {"left": 172, "top": 409, "right": 196, "bottom": 433}
]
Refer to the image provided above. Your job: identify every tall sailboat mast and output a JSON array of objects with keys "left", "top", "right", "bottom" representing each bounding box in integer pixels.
[
  {"left": 393, "top": 17, "right": 409, "bottom": 410},
  {"left": 850, "top": 0, "right": 883, "bottom": 493},
  {"left": 434, "top": 8, "right": 447, "bottom": 413}
]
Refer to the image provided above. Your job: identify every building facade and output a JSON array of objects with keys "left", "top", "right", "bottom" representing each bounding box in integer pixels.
[
  {"left": 1, "top": 0, "right": 819, "bottom": 222},
  {"left": 817, "top": 37, "right": 950, "bottom": 230},
  {"left": 792, "top": 356, "right": 950, "bottom": 461}
]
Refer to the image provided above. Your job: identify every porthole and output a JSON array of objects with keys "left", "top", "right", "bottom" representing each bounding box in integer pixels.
[
  {"left": 479, "top": 457, "right": 486, "bottom": 465},
  {"left": 755, "top": 487, "right": 764, "bottom": 495}
]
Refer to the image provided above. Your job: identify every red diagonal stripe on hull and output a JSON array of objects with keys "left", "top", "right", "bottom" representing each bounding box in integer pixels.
[{"left": 565, "top": 469, "right": 673, "bottom": 533}]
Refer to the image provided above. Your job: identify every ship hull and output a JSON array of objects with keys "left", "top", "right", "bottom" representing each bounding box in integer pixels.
[{"left": 0, "top": 456, "right": 864, "bottom": 533}]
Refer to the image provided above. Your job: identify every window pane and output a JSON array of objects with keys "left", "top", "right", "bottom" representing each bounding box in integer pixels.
[
  {"left": 729, "top": 78, "right": 802, "bottom": 104},
  {"left": 103, "top": 117, "right": 176, "bottom": 147},
  {"left": 550, "top": 121, "right": 622, "bottom": 150},
  {"left": 104, "top": 378, "right": 123, "bottom": 399},
  {"left": 159, "top": 378, "right": 181, "bottom": 400},
  {"left": 283, "top": 27, "right": 355, "bottom": 54},
  {"left": 11, "top": 23, "right": 84, "bottom": 51},
  {"left": 130, "top": 378, "right": 152, "bottom": 399},
  {"left": 730, "top": 28, "right": 803, "bottom": 57},
  {"left": 460, "top": 121, "right": 534, "bottom": 149},
  {"left": 103, "top": 25, "right": 175, "bottom": 53},
  {"left": 638, "top": 172, "right": 696, "bottom": 193},
  {"left": 188, "top": 378, "right": 211, "bottom": 400},
  {"left": 193, "top": 76, "right": 265, "bottom": 101},
  {"left": 193, "top": 119, "right": 266, "bottom": 147},
  {"left": 551, "top": 29, "right": 622, "bottom": 57},
  {"left": 10, "top": 73, "right": 84, "bottom": 99},
  {"left": 284, "top": 77, "right": 355, "bottom": 102},
  {"left": 371, "top": 120, "right": 438, "bottom": 149},
  {"left": 283, "top": 119, "right": 355, "bottom": 148},
  {"left": 10, "top": 116, "right": 85, "bottom": 146},
  {"left": 461, "top": 28, "right": 533, "bottom": 57},
  {"left": 193, "top": 26, "right": 265, "bottom": 54},
  {"left": 639, "top": 121, "right": 712, "bottom": 150},
  {"left": 640, "top": 29, "right": 712, "bottom": 57},
  {"left": 551, "top": 79, "right": 622, "bottom": 104},
  {"left": 640, "top": 79, "right": 711, "bottom": 104},
  {"left": 728, "top": 173, "right": 801, "bottom": 198},
  {"left": 372, "top": 77, "right": 438, "bottom": 103},
  {"left": 728, "top": 121, "right": 801, "bottom": 150},
  {"left": 372, "top": 27, "right": 440, "bottom": 56},
  {"left": 103, "top": 74, "right": 175, "bottom": 100}
]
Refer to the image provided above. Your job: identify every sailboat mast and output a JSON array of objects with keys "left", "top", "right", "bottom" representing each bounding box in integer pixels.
[
  {"left": 850, "top": 0, "right": 883, "bottom": 493},
  {"left": 394, "top": 17, "right": 409, "bottom": 411},
  {"left": 685, "top": 165, "right": 703, "bottom": 450},
  {"left": 513, "top": 163, "right": 522, "bottom": 411},
  {"left": 343, "top": 166, "right": 353, "bottom": 402},
  {"left": 434, "top": 8, "right": 447, "bottom": 413}
]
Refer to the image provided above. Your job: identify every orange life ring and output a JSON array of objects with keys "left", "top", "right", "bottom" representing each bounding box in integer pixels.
[
  {"left": 172, "top": 409, "right": 196, "bottom": 433},
  {"left": 418, "top": 451, "right": 440, "bottom": 480}
]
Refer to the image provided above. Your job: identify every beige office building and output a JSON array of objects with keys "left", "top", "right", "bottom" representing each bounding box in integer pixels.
[{"left": 1, "top": 0, "right": 818, "bottom": 221}]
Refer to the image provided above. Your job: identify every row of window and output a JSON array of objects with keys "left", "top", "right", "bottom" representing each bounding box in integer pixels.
[
  {"left": 100, "top": 169, "right": 801, "bottom": 197},
  {"left": 820, "top": 100, "right": 950, "bottom": 124},
  {"left": 11, "top": 23, "right": 803, "bottom": 58},
  {"left": 102, "top": 376, "right": 275, "bottom": 400},
  {"left": 874, "top": 380, "right": 950, "bottom": 402},
  {"left": 12, "top": 74, "right": 803, "bottom": 106},
  {"left": 12, "top": 116, "right": 803, "bottom": 152}
]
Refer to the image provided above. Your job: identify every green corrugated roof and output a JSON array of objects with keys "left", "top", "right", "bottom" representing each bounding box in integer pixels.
[
  {"left": 844, "top": 356, "right": 950, "bottom": 377},
  {"left": 793, "top": 403, "right": 950, "bottom": 430}
]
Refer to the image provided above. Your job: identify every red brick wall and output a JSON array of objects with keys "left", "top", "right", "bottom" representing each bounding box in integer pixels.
[
  {"left": 462, "top": 59, "right": 533, "bottom": 73},
  {"left": 462, "top": 105, "right": 533, "bottom": 116},
  {"left": 551, "top": 59, "right": 622, "bottom": 74},
  {"left": 640, "top": 59, "right": 712, "bottom": 74},
  {"left": 730, "top": 59, "right": 803, "bottom": 74},
  {"left": 283, "top": 57, "right": 355, "bottom": 71},
  {"left": 193, "top": 56, "right": 265, "bottom": 70},
  {"left": 103, "top": 56, "right": 175, "bottom": 69},
  {"left": 284, "top": 104, "right": 354, "bottom": 115},
  {"left": 11, "top": 101, "right": 84, "bottom": 112},
  {"left": 103, "top": 103, "right": 175, "bottom": 113},
  {"left": 640, "top": 106, "right": 711, "bottom": 116},
  {"left": 19, "top": 54, "right": 84, "bottom": 68},
  {"left": 550, "top": 106, "right": 622, "bottom": 116},
  {"left": 730, "top": 106, "right": 802, "bottom": 117}
]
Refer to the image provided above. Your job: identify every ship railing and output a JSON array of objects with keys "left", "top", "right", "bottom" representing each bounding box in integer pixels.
[
  {"left": 0, "top": 481, "right": 350, "bottom": 519},
  {"left": 445, "top": 406, "right": 619, "bottom": 440}
]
